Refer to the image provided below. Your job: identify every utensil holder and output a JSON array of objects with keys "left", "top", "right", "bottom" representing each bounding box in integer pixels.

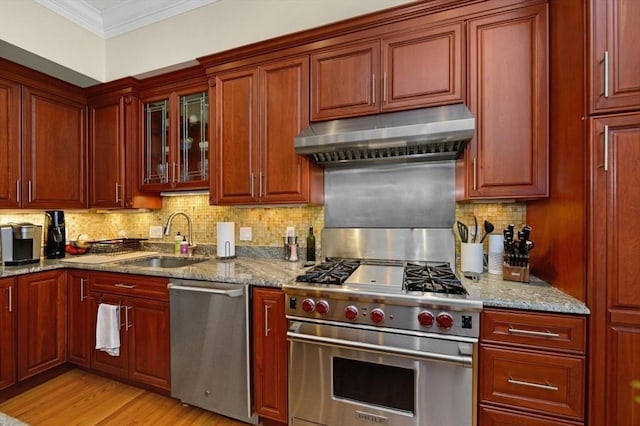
[
  {"left": 503, "top": 263, "right": 530, "bottom": 283},
  {"left": 461, "top": 243, "right": 484, "bottom": 275}
]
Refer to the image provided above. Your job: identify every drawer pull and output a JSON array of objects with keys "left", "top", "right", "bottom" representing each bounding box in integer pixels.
[
  {"left": 508, "top": 376, "right": 559, "bottom": 391},
  {"left": 115, "top": 283, "right": 136, "bottom": 289},
  {"left": 508, "top": 327, "right": 560, "bottom": 338}
]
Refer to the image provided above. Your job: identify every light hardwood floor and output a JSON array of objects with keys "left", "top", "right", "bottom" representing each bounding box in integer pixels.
[{"left": 0, "top": 369, "right": 249, "bottom": 425}]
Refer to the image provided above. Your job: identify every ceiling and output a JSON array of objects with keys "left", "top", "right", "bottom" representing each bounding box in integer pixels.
[{"left": 35, "top": 0, "right": 218, "bottom": 38}]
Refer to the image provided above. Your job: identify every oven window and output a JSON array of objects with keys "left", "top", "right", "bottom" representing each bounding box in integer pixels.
[{"left": 332, "top": 357, "right": 415, "bottom": 413}]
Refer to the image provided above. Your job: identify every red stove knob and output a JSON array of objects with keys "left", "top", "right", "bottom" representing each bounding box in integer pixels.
[
  {"left": 302, "top": 298, "right": 315, "bottom": 313},
  {"left": 436, "top": 312, "right": 454, "bottom": 329},
  {"left": 316, "top": 300, "right": 329, "bottom": 314},
  {"left": 345, "top": 305, "right": 359, "bottom": 320},
  {"left": 370, "top": 308, "right": 385, "bottom": 324},
  {"left": 418, "top": 311, "right": 435, "bottom": 327}
]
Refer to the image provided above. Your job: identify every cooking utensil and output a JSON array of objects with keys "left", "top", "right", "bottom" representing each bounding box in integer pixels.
[
  {"left": 472, "top": 216, "right": 478, "bottom": 243},
  {"left": 457, "top": 221, "right": 469, "bottom": 243},
  {"left": 479, "top": 220, "right": 494, "bottom": 243}
]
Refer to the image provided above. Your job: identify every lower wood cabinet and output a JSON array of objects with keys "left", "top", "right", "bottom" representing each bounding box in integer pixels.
[
  {"left": 0, "top": 277, "right": 16, "bottom": 390},
  {"left": 88, "top": 272, "right": 170, "bottom": 391},
  {"left": 17, "top": 270, "right": 67, "bottom": 381},
  {"left": 480, "top": 309, "right": 587, "bottom": 425},
  {"left": 252, "top": 287, "right": 288, "bottom": 423}
]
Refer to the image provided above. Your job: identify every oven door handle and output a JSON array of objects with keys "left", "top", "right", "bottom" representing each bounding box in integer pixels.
[{"left": 287, "top": 330, "right": 473, "bottom": 368}]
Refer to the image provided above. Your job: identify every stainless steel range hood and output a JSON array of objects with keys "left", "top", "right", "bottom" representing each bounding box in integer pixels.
[{"left": 295, "top": 104, "right": 475, "bottom": 166}]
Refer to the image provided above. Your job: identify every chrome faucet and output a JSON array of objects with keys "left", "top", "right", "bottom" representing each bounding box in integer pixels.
[{"left": 163, "top": 211, "right": 195, "bottom": 248}]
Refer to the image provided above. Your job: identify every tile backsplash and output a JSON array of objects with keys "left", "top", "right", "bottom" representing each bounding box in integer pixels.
[{"left": 0, "top": 197, "right": 525, "bottom": 258}]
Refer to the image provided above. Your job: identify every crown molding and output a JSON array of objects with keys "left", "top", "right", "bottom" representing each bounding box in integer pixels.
[{"left": 35, "top": 0, "right": 103, "bottom": 36}]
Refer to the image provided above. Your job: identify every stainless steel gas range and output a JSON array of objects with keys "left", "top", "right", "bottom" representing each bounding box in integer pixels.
[{"left": 284, "top": 228, "right": 482, "bottom": 426}]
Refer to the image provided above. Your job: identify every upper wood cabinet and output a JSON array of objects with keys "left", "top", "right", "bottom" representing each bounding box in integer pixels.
[
  {"left": 214, "top": 56, "right": 323, "bottom": 205},
  {"left": 17, "top": 270, "right": 67, "bottom": 381},
  {"left": 0, "top": 77, "right": 21, "bottom": 209},
  {"left": 590, "top": 0, "right": 640, "bottom": 113},
  {"left": 0, "top": 277, "right": 16, "bottom": 390},
  {"left": 457, "top": 3, "right": 548, "bottom": 200},
  {"left": 310, "top": 22, "right": 464, "bottom": 121},
  {"left": 87, "top": 81, "right": 161, "bottom": 209}
]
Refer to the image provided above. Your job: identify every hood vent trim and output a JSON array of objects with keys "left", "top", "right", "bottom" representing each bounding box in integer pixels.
[{"left": 295, "top": 104, "right": 475, "bottom": 166}]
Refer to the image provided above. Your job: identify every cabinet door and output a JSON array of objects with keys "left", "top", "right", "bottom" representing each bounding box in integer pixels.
[
  {"left": 606, "top": 326, "right": 640, "bottom": 426},
  {"left": 90, "top": 99, "right": 123, "bottom": 208},
  {"left": 128, "top": 297, "right": 170, "bottom": 390},
  {"left": 260, "top": 57, "right": 311, "bottom": 203},
  {"left": 67, "top": 271, "right": 90, "bottom": 367},
  {"left": 591, "top": 0, "right": 640, "bottom": 113},
  {"left": 253, "top": 287, "right": 288, "bottom": 422},
  {"left": 22, "top": 86, "right": 87, "bottom": 208},
  {"left": 461, "top": 4, "right": 548, "bottom": 200},
  {"left": 310, "top": 40, "right": 380, "bottom": 121},
  {"left": 17, "top": 271, "right": 67, "bottom": 381},
  {"left": 0, "top": 278, "right": 16, "bottom": 390},
  {"left": 0, "top": 77, "right": 21, "bottom": 209},
  {"left": 216, "top": 68, "right": 259, "bottom": 204},
  {"left": 89, "top": 292, "right": 129, "bottom": 380},
  {"left": 381, "top": 22, "right": 464, "bottom": 111}
]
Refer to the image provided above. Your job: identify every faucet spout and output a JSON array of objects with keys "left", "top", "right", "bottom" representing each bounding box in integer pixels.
[{"left": 163, "top": 211, "right": 195, "bottom": 248}]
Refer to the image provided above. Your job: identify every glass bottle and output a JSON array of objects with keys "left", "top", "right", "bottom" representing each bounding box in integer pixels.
[{"left": 306, "top": 227, "right": 316, "bottom": 262}]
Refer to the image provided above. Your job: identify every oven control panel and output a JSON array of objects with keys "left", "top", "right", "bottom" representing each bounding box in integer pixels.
[{"left": 286, "top": 294, "right": 479, "bottom": 338}]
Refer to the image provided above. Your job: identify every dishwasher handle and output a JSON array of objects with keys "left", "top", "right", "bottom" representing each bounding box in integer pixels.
[{"left": 168, "top": 283, "right": 244, "bottom": 297}]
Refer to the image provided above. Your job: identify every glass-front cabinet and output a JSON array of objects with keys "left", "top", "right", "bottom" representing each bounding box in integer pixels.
[{"left": 142, "top": 90, "right": 209, "bottom": 191}]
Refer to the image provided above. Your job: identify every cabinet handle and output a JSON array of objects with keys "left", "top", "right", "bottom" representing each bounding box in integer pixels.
[
  {"left": 602, "top": 50, "right": 609, "bottom": 98},
  {"left": 603, "top": 125, "right": 609, "bottom": 172},
  {"left": 250, "top": 172, "right": 255, "bottom": 198},
  {"left": 80, "top": 278, "right": 86, "bottom": 302},
  {"left": 125, "top": 306, "right": 132, "bottom": 330},
  {"left": 115, "top": 183, "right": 120, "bottom": 203},
  {"left": 7, "top": 286, "right": 12, "bottom": 313},
  {"left": 264, "top": 305, "right": 271, "bottom": 337},
  {"left": 508, "top": 376, "right": 558, "bottom": 391},
  {"left": 372, "top": 74, "right": 376, "bottom": 105},
  {"left": 16, "top": 180, "right": 20, "bottom": 204},
  {"left": 383, "top": 72, "right": 388, "bottom": 103},
  {"left": 259, "top": 172, "right": 263, "bottom": 198},
  {"left": 508, "top": 327, "right": 560, "bottom": 338},
  {"left": 115, "top": 283, "right": 136, "bottom": 289},
  {"left": 28, "top": 180, "right": 32, "bottom": 203},
  {"left": 472, "top": 158, "right": 477, "bottom": 191}
]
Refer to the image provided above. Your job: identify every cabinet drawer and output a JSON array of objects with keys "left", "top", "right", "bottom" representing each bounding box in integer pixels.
[
  {"left": 480, "top": 346, "right": 585, "bottom": 420},
  {"left": 482, "top": 309, "right": 586, "bottom": 353},
  {"left": 91, "top": 272, "right": 168, "bottom": 301},
  {"left": 480, "top": 405, "right": 583, "bottom": 426}
]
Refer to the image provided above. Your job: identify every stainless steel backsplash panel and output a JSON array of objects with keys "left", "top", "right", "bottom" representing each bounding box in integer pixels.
[
  {"left": 322, "top": 228, "right": 455, "bottom": 267},
  {"left": 324, "top": 161, "right": 455, "bottom": 228}
]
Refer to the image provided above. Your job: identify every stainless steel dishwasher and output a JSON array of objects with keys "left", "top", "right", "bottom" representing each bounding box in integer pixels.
[{"left": 168, "top": 279, "right": 258, "bottom": 425}]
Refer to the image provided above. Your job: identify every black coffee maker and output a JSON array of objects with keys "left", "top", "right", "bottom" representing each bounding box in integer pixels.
[{"left": 45, "top": 210, "right": 66, "bottom": 259}]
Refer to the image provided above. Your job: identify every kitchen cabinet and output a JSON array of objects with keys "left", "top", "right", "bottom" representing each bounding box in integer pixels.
[
  {"left": 458, "top": 3, "right": 548, "bottom": 200},
  {"left": 214, "top": 56, "right": 323, "bottom": 205},
  {"left": 89, "top": 272, "right": 170, "bottom": 391},
  {"left": 140, "top": 67, "right": 209, "bottom": 192},
  {"left": 590, "top": 112, "right": 640, "bottom": 426},
  {"left": 16, "top": 270, "right": 67, "bottom": 381},
  {"left": 310, "top": 22, "right": 464, "bottom": 121},
  {"left": 479, "top": 308, "right": 586, "bottom": 425},
  {"left": 87, "top": 80, "right": 161, "bottom": 209},
  {"left": 0, "top": 77, "right": 21, "bottom": 209},
  {"left": 0, "top": 277, "right": 16, "bottom": 390},
  {"left": 252, "top": 287, "right": 288, "bottom": 423},
  {"left": 590, "top": 0, "right": 640, "bottom": 113},
  {"left": 67, "top": 270, "right": 90, "bottom": 368}
]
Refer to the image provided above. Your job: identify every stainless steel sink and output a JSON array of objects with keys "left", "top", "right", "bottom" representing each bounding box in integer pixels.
[{"left": 124, "top": 256, "right": 207, "bottom": 268}]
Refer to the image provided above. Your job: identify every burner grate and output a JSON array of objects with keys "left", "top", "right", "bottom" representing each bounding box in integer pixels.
[
  {"left": 296, "top": 258, "right": 361, "bottom": 285},
  {"left": 404, "top": 263, "right": 467, "bottom": 295}
]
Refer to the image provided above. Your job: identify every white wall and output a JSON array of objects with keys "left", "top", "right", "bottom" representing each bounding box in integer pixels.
[{"left": 1, "top": 0, "right": 415, "bottom": 85}]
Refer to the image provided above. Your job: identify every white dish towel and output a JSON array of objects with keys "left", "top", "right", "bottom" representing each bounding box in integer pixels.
[{"left": 96, "top": 303, "right": 120, "bottom": 356}]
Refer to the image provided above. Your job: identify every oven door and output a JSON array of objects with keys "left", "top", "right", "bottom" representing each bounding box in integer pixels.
[{"left": 287, "top": 321, "right": 477, "bottom": 426}]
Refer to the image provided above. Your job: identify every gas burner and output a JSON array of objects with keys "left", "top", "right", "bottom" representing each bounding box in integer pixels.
[
  {"left": 404, "top": 263, "right": 467, "bottom": 295},
  {"left": 296, "top": 258, "right": 361, "bottom": 285}
]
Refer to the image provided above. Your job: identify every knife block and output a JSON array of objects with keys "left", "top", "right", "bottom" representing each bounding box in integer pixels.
[{"left": 503, "top": 263, "right": 530, "bottom": 283}]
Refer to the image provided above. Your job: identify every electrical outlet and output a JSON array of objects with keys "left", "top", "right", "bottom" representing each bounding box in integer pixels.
[
  {"left": 239, "top": 227, "right": 252, "bottom": 241},
  {"left": 149, "top": 225, "right": 163, "bottom": 239},
  {"left": 286, "top": 226, "right": 295, "bottom": 237}
]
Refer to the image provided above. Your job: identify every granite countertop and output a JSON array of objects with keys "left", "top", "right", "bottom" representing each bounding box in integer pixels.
[{"left": 1, "top": 252, "right": 589, "bottom": 315}]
